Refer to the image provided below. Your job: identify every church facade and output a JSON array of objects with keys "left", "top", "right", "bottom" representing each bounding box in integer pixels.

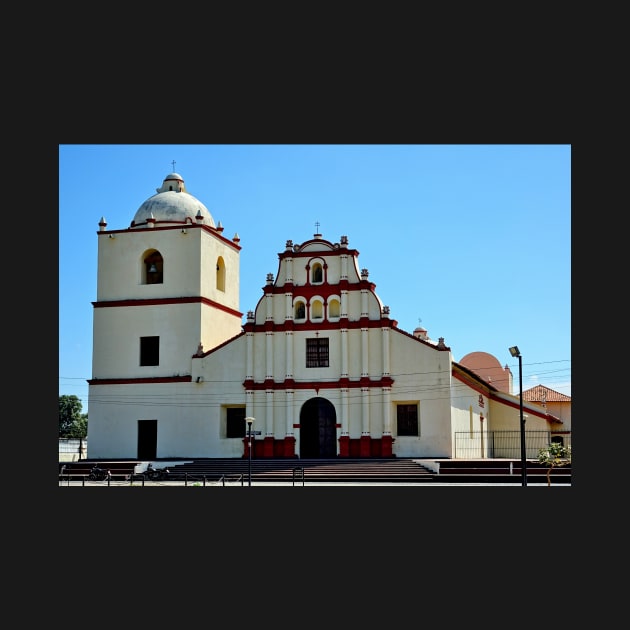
[{"left": 86, "top": 172, "right": 561, "bottom": 461}]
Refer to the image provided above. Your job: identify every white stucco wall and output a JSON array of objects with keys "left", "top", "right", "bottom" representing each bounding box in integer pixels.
[{"left": 93, "top": 303, "right": 209, "bottom": 378}]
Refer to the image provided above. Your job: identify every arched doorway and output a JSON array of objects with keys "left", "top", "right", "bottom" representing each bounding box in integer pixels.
[{"left": 300, "top": 397, "right": 337, "bottom": 458}]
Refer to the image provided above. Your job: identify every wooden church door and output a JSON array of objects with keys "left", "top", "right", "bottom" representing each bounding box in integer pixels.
[{"left": 299, "top": 397, "right": 337, "bottom": 458}]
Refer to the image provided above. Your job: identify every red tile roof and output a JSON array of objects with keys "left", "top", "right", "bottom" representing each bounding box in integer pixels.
[{"left": 523, "top": 384, "right": 571, "bottom": 403}]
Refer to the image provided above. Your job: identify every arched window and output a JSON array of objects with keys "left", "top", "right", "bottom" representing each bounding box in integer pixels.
[
  {"left": 312, "top": 262, "right": 323, "bottom": 284},
  {"left": 328, "top": 298, "right": 340, "bottom": 319},
  {"left": 216, "top": 257, "right": 225, "bottom": 292},
  {"left": 144, "top": 250, "right": 164, "bottom": 284},
  {"left": 311, "top": 300, "right": 323, "bottom": 320},
  {"left": 294, "top": 301, "right": 306, "bottom": 320}
]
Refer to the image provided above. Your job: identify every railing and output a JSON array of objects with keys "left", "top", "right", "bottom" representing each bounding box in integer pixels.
[
  {"left": 218, "top": 474, "right": 244, "bottom": 486},
  {"left": 292, "top": 467, "right": 305, "bottom": 486},
  {"left": 59, "top": 472, "right": 246, "bottom": 486},
  {"left": 454, "top": 430, "right": 572, "bottom": 459}
]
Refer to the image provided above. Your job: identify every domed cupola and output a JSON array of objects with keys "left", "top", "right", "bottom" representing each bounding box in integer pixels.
[{"left": 130, "top": 172, "right": 216, "bottom": 228}]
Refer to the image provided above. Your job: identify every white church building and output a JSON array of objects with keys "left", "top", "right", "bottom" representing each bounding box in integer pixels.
[{"left": 86, "top": 171, "right": 565, "bottom": 461}]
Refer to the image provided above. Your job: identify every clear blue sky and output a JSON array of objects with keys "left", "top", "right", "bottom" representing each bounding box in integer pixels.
[{"left": 59, "top": 144, "right": 571, "bottom": 415}]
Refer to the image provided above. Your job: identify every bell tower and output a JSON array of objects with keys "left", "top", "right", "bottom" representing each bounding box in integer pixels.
[{"left": 91, "top": 172, "right": 243, "bottom": 382}]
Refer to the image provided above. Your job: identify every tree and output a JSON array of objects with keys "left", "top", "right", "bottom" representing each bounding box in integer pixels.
[
  {"left": 537, "top": 442, "right": 571, "bottom": 487},
  {"left": 59, "top": 395, "right": 88, "bottom": 438}
]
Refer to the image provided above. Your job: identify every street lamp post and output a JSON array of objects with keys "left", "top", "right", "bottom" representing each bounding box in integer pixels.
[
  {"left": 245, "top": 417, "right": 254, "bottom": 487},
  {"left": 509, "top": 346, "right": 527, "bottom": 486}
]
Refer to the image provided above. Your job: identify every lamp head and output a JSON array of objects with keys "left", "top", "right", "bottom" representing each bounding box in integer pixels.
[
  {"left": 245, "top": 416, "right": 255, "bottom": 426},
  {"left": 509, "top": 346, "right": 521, "bottom": 358}
]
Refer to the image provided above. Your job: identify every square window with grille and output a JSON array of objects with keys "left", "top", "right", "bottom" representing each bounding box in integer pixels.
[
  {"left": 226, "top": 407, "right": 246, "bottom": 438},
  {"left": 140, "top": 336, "right": 159, "bottom": 366},
  {"left": 306, "top": 338, "right": 329, "bottom": 368},
  {"left": 397, "top": 404, "right": 419, "bottom": 436}
]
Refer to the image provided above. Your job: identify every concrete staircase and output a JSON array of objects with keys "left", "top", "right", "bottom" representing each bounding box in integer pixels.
[{"left": 165, "top": 457, "right": 436, "bottom": 484}]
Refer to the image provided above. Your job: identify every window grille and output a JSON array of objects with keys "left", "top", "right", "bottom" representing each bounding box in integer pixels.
[
  {"left": 306, "top": 338, "right": 329, "bottom": 367},
  {"left": 397, "top": 404, "right": 418, "bottom": 436}
]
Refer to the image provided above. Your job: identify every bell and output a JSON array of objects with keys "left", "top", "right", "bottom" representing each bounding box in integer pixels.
[{"left": 149, "top": 264, "right": 157, "bottom": 273}]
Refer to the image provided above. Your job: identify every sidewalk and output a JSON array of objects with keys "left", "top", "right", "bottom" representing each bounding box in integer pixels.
[{"left": 59, "top": 478, "right": 569, "bottom": 487}]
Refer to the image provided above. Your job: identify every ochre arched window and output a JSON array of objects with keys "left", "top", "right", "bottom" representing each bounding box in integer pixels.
[
  {"left": 328, "top": 298, "right": 340, "bottom": 319},
  {"left": 216, "top": 257, "right": 225, "bottom": 292},
  {"left": 311, "top": 300, "right": 323, "bottom": 320}
]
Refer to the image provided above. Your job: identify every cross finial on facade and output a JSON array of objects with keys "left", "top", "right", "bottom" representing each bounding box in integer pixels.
[
  {"left": 171, "top": 160, "right": 176, "bottom": 171},
  {"left": 315, "top": 221, "right": 320, "bottom": 233}
]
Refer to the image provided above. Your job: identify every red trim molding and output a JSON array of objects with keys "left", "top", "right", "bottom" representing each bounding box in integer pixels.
[
  {"left": 88, "top": 376, "right": 191, "bottom": 385},
  {"left": 93, "top": 296, "right": 242, "bottom": 319},
  {"left": 243, "top": 377, "right": 394, "bottom": 390}
]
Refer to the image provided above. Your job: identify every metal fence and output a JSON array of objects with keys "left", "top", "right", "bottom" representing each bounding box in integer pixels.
[
  {"left": 58, "top": 472, "right": 244, "bottom": 487},
  {"left": 58, "top": 438, "right": 87, "bottom": 462},
  {"left": 454, "top": 430, "right": 571, "bottom": 459}
]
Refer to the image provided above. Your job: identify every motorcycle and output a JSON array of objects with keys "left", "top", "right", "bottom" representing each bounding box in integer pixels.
[
  {"left": 88, "top": 466, "right": 110, "bottom": 481},
  {"left": 144, "top": 466, "right": 170, "bottom": 480}
]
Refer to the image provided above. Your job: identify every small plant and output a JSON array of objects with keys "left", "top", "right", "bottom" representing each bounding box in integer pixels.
[{"left": 537, "top": 442, "right": 571, "bottom": 487}]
